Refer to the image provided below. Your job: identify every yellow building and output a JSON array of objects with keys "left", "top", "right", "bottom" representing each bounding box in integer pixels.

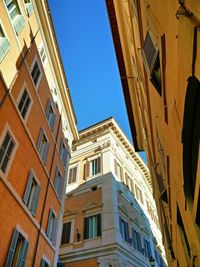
[{"left": 106, "top": 0, "right": 200, "bottom": 266}]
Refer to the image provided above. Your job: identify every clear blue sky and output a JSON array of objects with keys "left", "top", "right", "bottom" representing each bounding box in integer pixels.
[{"left": 48, "top": 0, "right": 146, "bottom": 162}]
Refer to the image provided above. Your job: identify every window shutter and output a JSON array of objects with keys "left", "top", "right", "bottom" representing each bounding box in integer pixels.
[
  {"left": 54, "top": 167, "right": 59, "bottom": 190},
  {"left": 63, "top": 148, "right": 67, "bottom": 166},
  {"left": 46, "top": 209, "right": 52, "bottom": 237},
  {"left": 40, "top": 259, "right": 46, "bottom": 267},
  {"left": 85, "top": 160, "right": 90, "bottom": 178},
  {"left": 119, "top": 217, "right": 122, "bottom": 236},
  {"left": 5, "top": 228, "right": 19, "bottom": 267},
  {"left": 84, "top": 217, "right": 89, "bottom": 239},
  {"left": 19, "top": 239, "right": 29, "bottom": 267},
  {"left": 97, "top": 214, "right": 101, "bottom": 237},
  {"left": 45, "top": 99, "right": 51, "bottom": 118},
  {"left": 68, "top": 168, "right": 72, "bottom": 184},
  {"left": 73, "top": 167, "right": 77, "bottom": 183},
  {"left": 61, "top": 223, "right": 67, "bottom": 244},
  {"left": 120, "top": 166, "right": 124, "bottom": 182},
  {"left": 97, "top": 157, "right": 101, "bottom": 173},
  {"left": 36, "top": 128, "right": 44, "bottom": 150},
  {"left": 125, "top": 221, "right": 130, "bottom": 242},
  {"left": 42, "top": 142, "right": 49, "bottom": 164},
  {"left": 31, "top": 184, "right": 40, "bottom": 216},
  {"left": 130, "top": 179, "right": 134, "bottom": 194},
  {"left": 125, "top": 173, "right": 128, "bottom": 185},
  {"left": 58, "top": 175, "right": 63, "bottom": 198},
  {"left": 66, "top": 222, "right": 71, "bottom": 243},
  {"left": 23, "top": 171, "right": 33, "bottom": 205},
  {"left": 50, "top": 113, "right": 56, "bottom": 131},
  {"left": 114, "top": 159, "right": 117, "bottom": 175},
  {"left": 59, "top": 139, "right": 64, "bottom": 156},
  {"left": 52, "top": 217, "right": 57, "bottom": 243}
]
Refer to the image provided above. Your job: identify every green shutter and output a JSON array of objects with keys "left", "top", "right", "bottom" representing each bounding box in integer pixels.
[
  {"left": 5, "top": 229, "right": 19, "bottom": 267},
  {"left": 18, "top": 240, "right": 29, "bottom": 267},
  {"left": 46, "top": 209, "right": 52, "bottom": 237},
  {"left": 54, "top": 167, "right": 59, "bottom": 192},
  {"left": 45, "top": 99, "right": 51, "bottom": 118},
  {"left": 50, "top": 113, "right": 56, "bottom": 131},
  {"left": 52, "top": 217, "right": 57, "bottom": 243},
  {"left": 23, "top": 171, "right": 33, "bottom": 205},
  {"left": 31, "top": 184, "right": 40, "bottom": 216},
  {"left": 36, "top": 128, "right": 44, "bottom": 151},
  {"left": 58, "top": 175, "right": 63, "bottom": 198},
  {"left": 42, "top": 142, "right": 49, "bottom": 164}
]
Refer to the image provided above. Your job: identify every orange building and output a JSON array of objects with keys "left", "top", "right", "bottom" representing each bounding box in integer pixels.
[
  {"left": 106, "top": 0, "right": 200, "bottom": 266},
  {"left": 0, "top": 0, "right": 78, "bottom": 266}
]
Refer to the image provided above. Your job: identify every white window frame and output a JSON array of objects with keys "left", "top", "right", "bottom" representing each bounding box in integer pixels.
[
  {"left": 88, "top": 154, "right": 101, "bottom": 178},
  {"left": 84, "top": 213, "right": 101, "bottom": 240},
  {"left": 0, "top": 123, "right": 18, "bottom": 176},
  {"left": 30, "top": 56, "right": 42, "bottom": 89},
  {"left": 0, "top": 19, "right": 10, "bottom": 63},
  {"left": 17, "top": 82, "right": 33, "bottom": 121}
]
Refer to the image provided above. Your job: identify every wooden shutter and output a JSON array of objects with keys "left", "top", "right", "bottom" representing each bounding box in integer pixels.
[
  {"left": 19, "top": 239, "right": 29, "bottom": 266},
  {"left": 72, "top": 167, "right": 77, "bottom": 183},
  {"left": 130, "top": 179, "right": 134, "bottom": 194},
  {"left": 58, "top": 175, "right": 63, "bottom": 198},
  {"left": 85, "top": 161, "right": 90, "bottom": 179},
  {"left": 45, "top": 99, "right": 51, "bottom": 118},
  {"left": 50, "top": 113, "right": 56, "bottom": 131},
  {"left": 23, "top": 171, "right": 33, "bottom": 205},
  {"left": 46, "top": 209, "right": 52, "bottom": 237},
  {"left": 52, "top": 216, "right": 57, "bottom": 243},
  {"left": 61, "top": 223, "right": 67, "bottom": 244},
  {"left": 68, "top": 168, "right": 72, "bottom": 184},
  {"left": 97, "top": 214, "right": 101, "bottom": 237},
  {"left": 36, "top": 128, "right": 44, "bottom": 151},
  {"left": 84, "top": 217, "right": 89, "bottom": 239},
  {"left": 114, "top": 159, "right": 117, "bottom": 175},
  {"left": 125, "top": 173, "right": 128, "bottom": 185},
  {"left": 31, "top": 184, "right": 40, "bottom": 216},
  {"left": 59, "top": 139, "right": 64, "bottom": 156},
  {"left": 5, "top": 228, "right": 19, "bottom": 267},
  {"left": 120, "top": 166, "right": 124, "bottom": 182},
  {"left": 97, "top": 157, "right": 101, "bottom": 173},
  {"left": 42, "top": 141, "right": 49, "bottom": 164},
  {"left": 54, "top": 167, "right": 59, "bottom": 190}
]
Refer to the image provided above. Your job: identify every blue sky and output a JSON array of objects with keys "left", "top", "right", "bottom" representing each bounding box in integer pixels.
[{"left": 48, "top": 0, "right": 132, "bottom": 141}]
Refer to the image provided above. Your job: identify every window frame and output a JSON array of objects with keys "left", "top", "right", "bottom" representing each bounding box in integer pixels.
[
  {"left": 0, "top": 20, "right": 10, "bottom": 63},
  {"left": 46, "top": 208, "right": 57, "bottom": 244},
  {"left": 17, "top": 82, "right": 33, "bottom": 121},
  {"left": 0, "top": 124, "right": 18, "bottom": 175},
  {"left": 84, "top": 213, "right": 101, "bottom": 240},
  {"left": 119, "top": 215, "right": 130, "bottom": 243},
  {"left": 30, "top": 57, "right": 42, "bottom": 89},
  {"left": 68, "top": 165, "right": 78, "bottom": 184},
  {"left": 61, "top": 221, "right": 72, "bottom": 245}
]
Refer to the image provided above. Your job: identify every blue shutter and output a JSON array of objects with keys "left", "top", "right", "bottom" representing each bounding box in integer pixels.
[
  {"left": 23, "top": 171, "right": 33, "bottom": 205},
  {"left": 40, "top": 259, "right": 46, "bottom": 267},
  {"left": 54, "top": 167, "right": 59, "bottom": 192},
  {"left": 52, "top": 216, "right": 57, "bottom": 243},
  {"left": 18, "top": 240, "right": 29, "bottom": 267},
  {"left": 45, "top": 99, "right": 51, "bottom": 118},
  {"left": 58, "top": 175, "right": 63, "bottom": 198},
  {"left": 36, "top": 128, "right": 44, "bottom": 151},
  {"left": 31, "top": 184, "right": 40, "bottom": 216},
  {"left": 5, "top": 229, "right": 19, "bottom": 267},
  {"left": 42, "top": 142, "right": 49, "bottom": 164},
  {"left": 46, "top": 209, "right": 52, "bottom": 238},
  {"left": 50, "top": 113, "right": 56, "bottom": 131}
]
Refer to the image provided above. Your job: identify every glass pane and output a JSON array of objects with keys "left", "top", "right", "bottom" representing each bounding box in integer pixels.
[
  {"left": 7, "top": 139, "right": 14, "bottom": 157},
  {"left": 1, "top": 154, "right": 9, "bottom": 172},
  {"left": 1, "top": 133, "right": 10, "bottom": 150}
]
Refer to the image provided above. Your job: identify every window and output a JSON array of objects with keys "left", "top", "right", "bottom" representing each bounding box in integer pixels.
[
  {"left": 18, "top": 88, "right": 31, "bottom": 119},
  {"left": 61, "top": 222, "right": 71, "bottom": 244},
  {"left": 143, "top": 238, "right": 151, "bottom": 258},
  {"left": 132, "top": 228, "right": 142, "bottom": 252},
  {"left": 5, "top": 0, "right": 25, "bottom": 35},
  {"left": 142, "top": 31, "right": 161, "bottom": 95},
  {"left": 54, "top": 167, "right": 63, "bottom": 198},
  {"left": 23, "top": 171, "right": 40, "bottom": 216},
  {"left": 114, "top": 159, "right": 123, "bottom": 181},
  {"left": 135, "top": 184, "right": 144, "bottom": 204},
  {"left": 119, "top": 217, "right": 130, "bottom": 242},
  {"left": 24, "top": 0, "right": 33, "bottom": 16},
  {"left": 68, "top": 166, "right": 77, "bottom": 184},
  {"left": 59, "top": 139, "right": 67, "bottom": 166},
  {"left": 39, "top": 45, "right": 47, "bottom": 64},
  {"left": 84, "top": 214, "right": 101, "bottom": 239},
  {"left": 5, "top": 228, "right": 29, "bottom": 266},
  {"left": 36, "top": 128, "right": 49, "bottom": 164},
  {"left": 90, "top": 157, "right": 101, "bottom": 176},
  {"left": 46, "top": 209, "right": 57, "bottom": 244},
  {"left": 125, "top": 173, "right": 130, "bottom": 189},
  {"left": 0, "top": 23, "right": 10, "bottom": 62},
  {"left": 40, "top": 258, "right": 50, "bottom": 267},
  {"left": 0, "top": 131, "right": 15, "bottom": 173},
  {"left": 31, "top": 60, "right": 41, "bottom": 87},
  {"left": 45, "top": 99, "right": 56, "bottom": 130}
]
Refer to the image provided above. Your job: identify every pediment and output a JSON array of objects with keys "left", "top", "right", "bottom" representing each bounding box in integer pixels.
[
  {"left": 83, "top": 201, "right": 103, "bottom": 212},
  {"left": 63, "top": 209, "right": 77, "bottom": 218}
]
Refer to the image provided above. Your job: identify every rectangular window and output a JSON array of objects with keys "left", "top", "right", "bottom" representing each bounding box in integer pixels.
[
  {"left": 40, "top": 45, "right": 46, "bottom": 64},
  {"left": 5, "top": 228, "right": 29, "bottom": 266},
  {"left": 114, "top": 159, "right": 123, "bottom": 181},
  {"left": 143, "top": 238, "right": 151, "bottom": 258},
  {"left": 23, "top": 171, "right": 40, "bottom": 216},
  {"left": 84, "top": 214, "right": 101, "bottom": 239},
  {"left": 5, "top": 0, "right": 25, "bottom": 35},
  {"left": 0, "top": 23, "right": 10, "bottom": 62},
  {"left": 45, "top": 99, "right": 56, "bottom": 130},
  {"left": 132, "top": 228, "right": 142, "bottom": 252},
  {"left": 68, "top": 166, "right": 77, "bottom": 184},
  {"left": 90, "top": 157, "right": 101, "bottom": 176},
  {"left": 18, "top": 88, "right": 31, "bottom": 119},
  {"left": 31, "top": 60, "right": 41, "bottom": 87},
  {"left": 54, "top": 167, "right": 63, "bottom": 198},
  {"left": 59, "top": 139, "right": 67, "bottom": 166},
  {"left": 36, "top": 128, "right": 49, "bottom": 164},
  {"left": 61, "top": 222, "right": 71, "bottom": 244},
  {"left": 135, "top": 185, "right": 144, "bottom": 204},
  {"left": 24, "top": 0, "right": 33, "bottom": 16},
  {"left": 119, "top": 217, "right": 129, "bottom": 242},
  {"left": 40, "top": 258, "right": 50, "bottom": 267},
  {"left": 46, "top": 209, "right": 57, "bottom": 244},
  {"left": 0, "top": 131, "right": 15, "bottom": 173}
]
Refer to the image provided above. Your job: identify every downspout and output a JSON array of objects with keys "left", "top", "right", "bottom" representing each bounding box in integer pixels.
[{"left": 32, "top": 113, "right": 62, "bottom": 267}]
